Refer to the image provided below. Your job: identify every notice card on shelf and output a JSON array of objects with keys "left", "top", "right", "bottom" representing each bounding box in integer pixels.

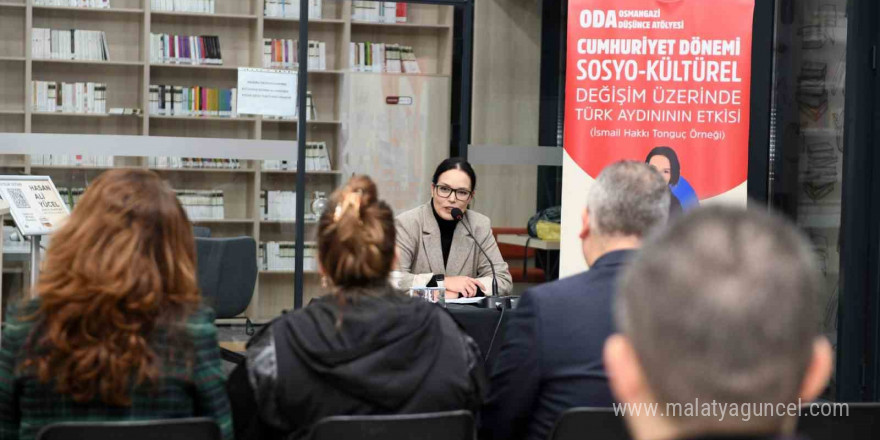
[
  {"left": 0, "top": 176, "right": 70, "bottom": 236},
  {"left": 237, "top": 68, "right": 297, "bottom": 117}
]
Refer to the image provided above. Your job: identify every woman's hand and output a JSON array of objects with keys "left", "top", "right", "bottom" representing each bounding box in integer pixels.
[{"left": 445, "top": 276, "right": 486, "bottom": 298}]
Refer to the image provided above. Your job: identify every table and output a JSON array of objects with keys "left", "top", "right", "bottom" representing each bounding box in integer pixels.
[
  {"left": 446, "top": 304, "right": 511, "bottom": 373},
  {"left": 496, "top": 234, "right": 560, "bottom": 281},
  {"left": 496, "top": 234, "right": 560, "bottom": 250}
]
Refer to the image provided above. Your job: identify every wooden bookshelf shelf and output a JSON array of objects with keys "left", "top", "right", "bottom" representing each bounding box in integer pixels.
[
  {"left": 32, "top": 59, "right": 144, "bottom": 67},
  {"left": 150, "top": 11, "right": 258, "bottom": 20},
  {"left": 190, "top": 218, "right": 254, "bottom": 224},
  {"left": 150, "top": 63, "right": 242, "bottom": 71},
  {"left": 350, "top": 21, "right": 451, "bottom": 30},
  {"left": 3, "top": 0, "right": 455, "bottom": 321},
  {"left": 261, "top": 169, "right": 342, "bottom": 175},
  {"left": 150, "top": 166, "right": 255, "bottom": 173},
  {"left": 263, "top": 17, "right": 345, "bottom": 24},
  {"left": 149, "top": 115, "right": 259, "bottom": 122},
  {"left": 33, "top": 6, "right": 144, "bottom": 15}
]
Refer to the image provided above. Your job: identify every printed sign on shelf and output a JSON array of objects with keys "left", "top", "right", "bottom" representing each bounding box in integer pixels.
[
  {"left": 0, "top": 176, "right": 70, "bottom": 236},
  {"left": 560, "top": 0, "right": 755, "bottom": 276},
  {"left": 237, "top": 68, "right": 298, "bottom": 117}
]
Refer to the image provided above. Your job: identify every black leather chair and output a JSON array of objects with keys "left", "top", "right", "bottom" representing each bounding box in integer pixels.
[
  {"left": 309, "top": 410, "right": 475, "bottom": 440},
  {"left": 797, "top": 402, "right": 880, "bottom": 439},
  {"left": 195, "top": 237, "right": 258, "bottom": 364},
  {"left": 36, "top": 417, "right": 220, "bottom": 440},
  {"left": 549, "top": 407, "right": 629, "bottom": 440}
]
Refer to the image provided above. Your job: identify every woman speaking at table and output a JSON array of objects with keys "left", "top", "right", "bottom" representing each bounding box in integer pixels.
[{"left": 396, "top": 158, "right": 512, "bottom": 297}]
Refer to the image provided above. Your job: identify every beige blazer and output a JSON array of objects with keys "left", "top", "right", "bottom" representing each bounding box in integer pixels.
[{"left": 395, "top": 202, "right": 512, "bottom": 296}]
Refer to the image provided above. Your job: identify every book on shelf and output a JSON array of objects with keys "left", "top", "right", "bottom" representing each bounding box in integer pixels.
[
  {"left": 150, "top": 84, "right": 238, "bottom": 117},
  {"left": 30, "top": 154, "right": 114, "bottom": 167},
  {"left": 350, "top": 43, "right": 419, "bottom": 73},
  {"left": 34, "top": 0, "right": 110, "bottom": 9},
  {"left": 151, "top": 0, "right": 216, "bottom": 13},
  {"left": 262, "top": 38, "right": 326, "bottom": 70},
  {"left": 262, "top": 141, "right": 330, "bottom": 171},
  {"left": 264, "top": 0, "right": 322, "bottom": 19},
  {"left": 55, "top": 187, "right": 85, "bottom": 210},
  {"left": 259, "top": 241, "right": 317, "bottom": 271},
  {"left": 150, "top": 33, "right": 223, "bottom": 65},
  {"left": 149, "top": 157, "right": 242, "bottom": 169},
  {"left": 352, "top": 1, "right": 404, "bottom": 23},
  {"left": 32, "top": 81, "right": 107, "bottom": 114},
  {"left": 261, "top": 190, "right": 296, "bottom": 220},
  {"left": 263, "top": 91, "right": 316, "bottom": 121},
  {"left": 32, "top": 28, "right": 110, "bottom": 61},
  {"left": 175, "top": 189, "right": 225, "bottom": 220}
]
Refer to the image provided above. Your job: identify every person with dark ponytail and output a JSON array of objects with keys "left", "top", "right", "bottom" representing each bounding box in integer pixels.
[
  {"left": 395, "top": 157, "right": 512, "bottom": 297},
  {"left": 228, "top": 175, "right": 485, "bottom": 440}
]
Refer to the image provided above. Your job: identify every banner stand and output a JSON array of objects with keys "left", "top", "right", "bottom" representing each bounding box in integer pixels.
[{"left": 29, "top": 235, "right": 41, "bottom": 295}]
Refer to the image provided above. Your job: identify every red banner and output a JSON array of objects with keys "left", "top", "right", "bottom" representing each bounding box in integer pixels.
[{"left": 563, "top": 0, "right": 755, "bottom": 200}]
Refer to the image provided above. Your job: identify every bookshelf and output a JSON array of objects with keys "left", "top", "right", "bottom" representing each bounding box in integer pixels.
[{"left": 0, "top": 0, "right": 453, "bottom": 322}]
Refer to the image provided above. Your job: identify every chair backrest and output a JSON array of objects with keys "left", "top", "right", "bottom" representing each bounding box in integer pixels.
[
  {"left": 549, "top": 407, "right": 629, "bottom": 440},
  {"left": 36, "top": 417, "right": 220, "bottom": 440},
  {"left": 797, "top": 402, "right": 880, "bottom": 439},
  {"left": 195, "top": 237, "right": 258, "bottom": 318},
  {"left": 309, "top": 410, "right": 475, "bottom": 440},
  {"left": 193, "top": 226, "right": 212, "bottom": 238}
]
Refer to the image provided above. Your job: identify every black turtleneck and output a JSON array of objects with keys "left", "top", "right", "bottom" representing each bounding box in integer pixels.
[{"left": 432, "top": 201, "right": 458, "bottom": 267}]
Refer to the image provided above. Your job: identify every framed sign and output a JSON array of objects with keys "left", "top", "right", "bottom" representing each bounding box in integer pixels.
[{"left": 0, "top": 176, "right": 70, "bottom": 236}]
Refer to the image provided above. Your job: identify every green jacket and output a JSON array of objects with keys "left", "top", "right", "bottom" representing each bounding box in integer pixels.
[{"left": 0, "top": 301, "right": 232, "bottom": 440}]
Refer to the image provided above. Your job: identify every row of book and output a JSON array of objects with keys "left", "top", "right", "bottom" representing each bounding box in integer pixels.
[
  {"left": 262, "top": 39, "right": 327, "bottom": 71},
  {"left": 150, "top": 0, "right": 216, "bottom": 13},
  {"left": 176, "top": 190, "right": 225, "bottom": 220},
  {"left": 259, "top": 242, "right": 318, "bottom": 271},
  {"left": 261, "top": 142, "right": 332, "bottom": 171},
  {"left": 32, "top": 29, "right": 110, "bottom": 61},
  {"left": 350, "top": 43, "right": 419, "bottom": 73},
  {"left": 34, "top": 0, "right": 109, "bottom": 8},
  {"left": 261, "top": 190, "right": 297, "bottom": 221},
  {"left": 150, "top": 34, "right": 223, "bottom": 65},
  {"left": 352, "top": 1, "right": 406, "bottom": 23},
  {"left": 148, "top": 157, "right": 244, "bottom": 169},
  {"left": 263, "top": 0, "right": 323, "bottom": 19},
  {"left": 32, "top": 81, "right": 107, "bottom": 114},
  {"left": 30, "top": 154, "right": 114, "bottom": 167},
  {"left": 149, "top": 85, "right": 238, "bottom": 117}
]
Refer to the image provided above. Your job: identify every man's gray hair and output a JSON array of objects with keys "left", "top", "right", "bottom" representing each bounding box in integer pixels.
[
  {"left": 616, "top": 206, "right": 822, "bottom": 432},
  {"left": 587, "top": 161, "right": 670, "bottom": 237}
]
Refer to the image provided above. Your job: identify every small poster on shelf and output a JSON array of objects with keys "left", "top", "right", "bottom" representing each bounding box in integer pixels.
[
  {"left": 0, "top": 176, "right": 70, "bottom": 236},
  {"left": 237, "top": 68, "right": 298, "bottom": 117}
]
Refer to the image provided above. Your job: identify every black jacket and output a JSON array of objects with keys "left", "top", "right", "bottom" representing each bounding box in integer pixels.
[
  {"left": 480, "top": 250, "right": 634, "bottom": 440},
  {"left": 228, "top": 285, "right": 486, "bottom": 440}
]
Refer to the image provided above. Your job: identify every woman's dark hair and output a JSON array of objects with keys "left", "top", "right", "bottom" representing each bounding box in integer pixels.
[
  {"left": 645, "top": 146, "right": 681, "bottom": 186},
  {"left": 432, "top": 157, "right": 477, "bottom": 191},
  {"left": 318, "top": 175, "right": 396, "bottom": 289}
]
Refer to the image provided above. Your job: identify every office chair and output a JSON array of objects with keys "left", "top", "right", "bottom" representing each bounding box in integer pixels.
[
  {"left": 195, "top": 237, "right": 258, "bottom": 364},
  {"left": 549, "top": 407, "right": 629, "bottom": 440},
  {"left": 36, "top": 417, "right": 220, "bottom": 440},
  {"left": 309, "top": 410, "right": 475, "bottom": 440}
]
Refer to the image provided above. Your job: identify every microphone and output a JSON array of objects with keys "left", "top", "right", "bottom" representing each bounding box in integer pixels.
[{"left": 451, "top": 208, "right": 498, "bottom": 297}]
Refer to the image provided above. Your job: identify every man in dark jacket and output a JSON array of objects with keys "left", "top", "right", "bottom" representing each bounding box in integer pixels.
[
  {"left": 481, "top": 161, "right": 671, "bottom": 440},
  {"left": 227, "top": 285, "right": 486, "bottom": 440}
]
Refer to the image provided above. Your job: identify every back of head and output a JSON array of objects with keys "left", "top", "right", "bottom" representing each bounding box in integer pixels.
[
  {"left": 318, "top": 175, "right": 396, "bottom": 289},
  {"left": 587, "top": 161, "right": 670, "bottom": 237},
  {"left": 617, "top": 206, "right": 822, "bottom": 432},
  {"left": 26, "top": 168, "right": 200, "bottom": 406}
]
